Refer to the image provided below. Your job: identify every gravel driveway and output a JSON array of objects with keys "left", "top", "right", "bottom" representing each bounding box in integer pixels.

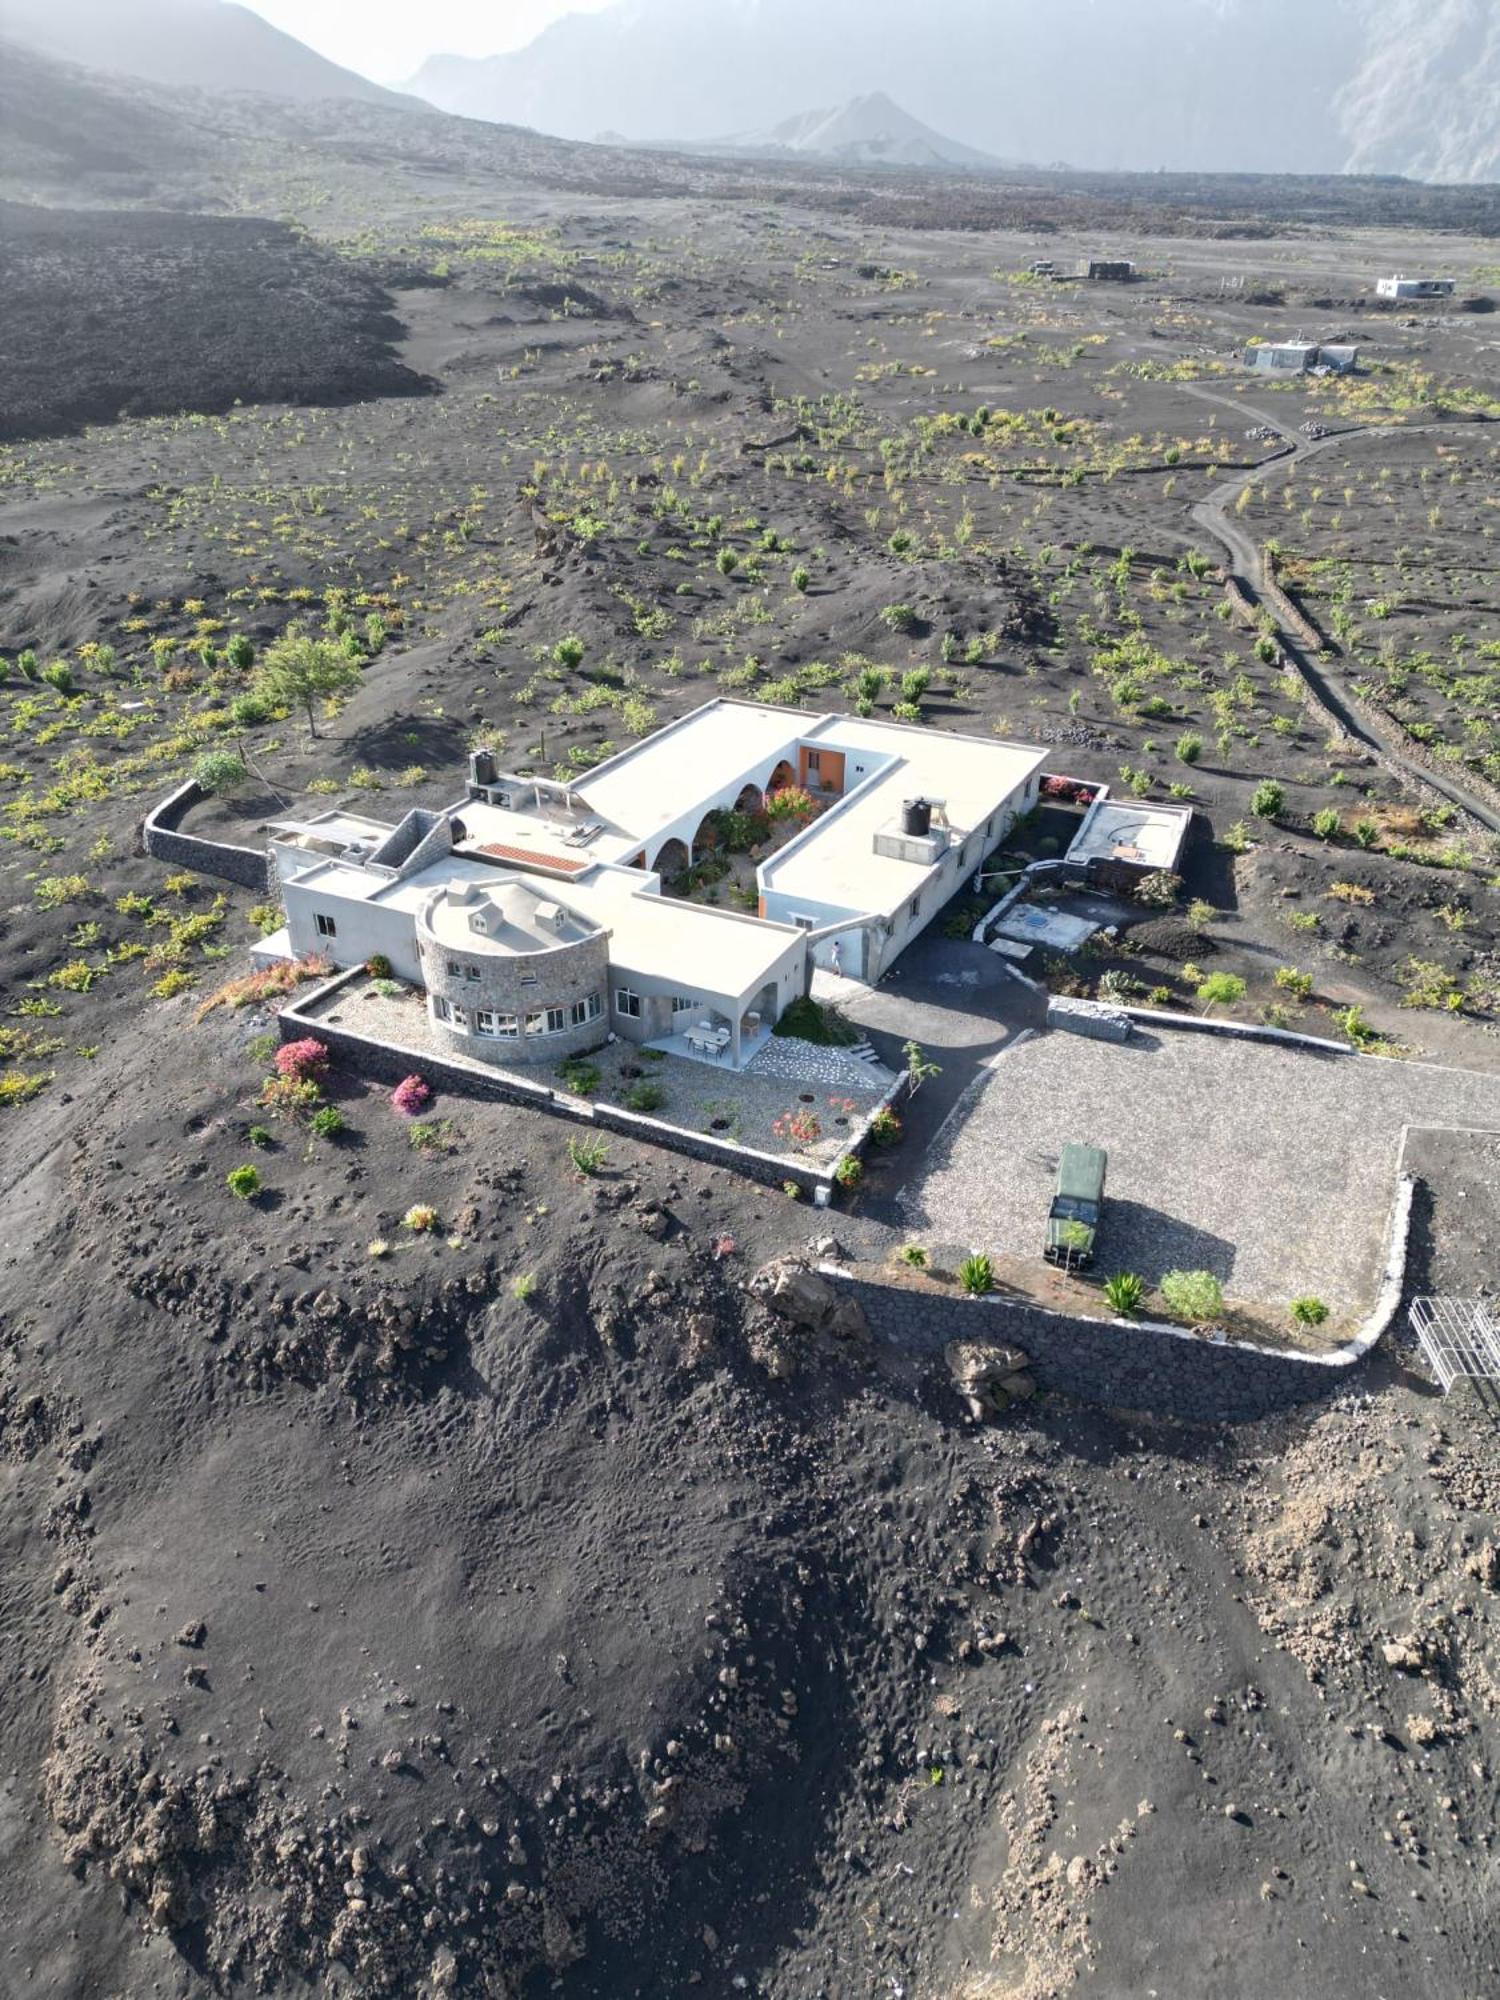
[{"left": 903, "top": 1026, "right": 1500, "bottom": 1316}]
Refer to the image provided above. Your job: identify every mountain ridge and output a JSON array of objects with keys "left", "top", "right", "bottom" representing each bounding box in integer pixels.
[
  {"left": 408, "top": 0, "right": 1500, "bottom": 183},
  {"left": 0, "top": 0, "right": 412, "bottom": 107}
]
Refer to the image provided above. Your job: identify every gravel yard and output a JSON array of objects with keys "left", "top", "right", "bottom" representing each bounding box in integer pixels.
[{"left": 904, "top": 1026, "right": 1500, "bottom": 1320}]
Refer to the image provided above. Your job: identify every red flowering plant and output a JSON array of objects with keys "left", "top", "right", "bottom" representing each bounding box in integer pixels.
[
  {"left": 391, "top": 1074, "right": 431, "bottom": 1116},
  {"left": 275, "top": 1037, "right": 329, "bottom": 1082}
]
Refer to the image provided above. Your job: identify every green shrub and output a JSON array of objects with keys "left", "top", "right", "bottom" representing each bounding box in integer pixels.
[
  {"left": 553, "top": 634, "right": 586, "bottom": 669},
  {"left": 1311, "top": 807, "right": 1340, "bottom": 840},
  {"left": 791, "top": 565, "right": 811, "bottom": 593},
  {"left": 1160, "top": 1269, "right": 1224, "bottom": 1325},
  {"left": 774, "top": 995, "right": 858, "bottom": 1046},
  {"left": 834, "top": 1155, "right": 863, "bottom": 1189},
  {"left": 309, "top": 1105, "right": 345, "bottom": 1139},
  {"left": 1196, "top": 971, "right": 1246, "bottom": 1011},
  {"left": 226, "top": 1163, "right": 262, "bottom": 1200},
  {"left": 1274, "top": 966, "right": 1314, "bottom": 1000},
  {"left": 568, "top": 1135, "right": 608, "bottom": 1176},
  {"left": 1250, "top": 780, "right": 1284, "bottom": 820},
  {"left": 1289, "top": 1295, "right": 1330, "bottom": 1327},
  {"left": 625, "top": 1080, "right": 665, "bottom": 1113},
  {"left": 879, "top": 603, "right": 917, "bottom": 632},
  {"left": 247, "top": 1124, "right": 273, "bottom": 1148},
  {"left": 1103, "top": 1271, "right": 1145, "bottom": 1316},
  {"left": 558, "top": 1058, "right": 602, "bottom": 1097},
  {"left": 898, "top": 1244, "right": 929, "bottom": 1268},
  {"left": 512, "top": 1272, "right": 538, "bottom": 1303},
  {"left": 1175, "top": 732, "right": 1203, "bottom": 765},
  {"left": 959, "top": 1252, "right": 994, "bottom": 1297}
]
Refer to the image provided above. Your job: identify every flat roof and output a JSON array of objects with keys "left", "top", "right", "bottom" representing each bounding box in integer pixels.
[
  {"left": 424, "top": 878, "right": 600, "bottom": 955},
  {"left": 1067, "top": 797, "right": 1193, "bottom": 872},
  {"left": 577, "top": 701, "right": 809, "bottom": 842},
  {"left": 761, "top": 715, "right": 1045, "bottom": 915},
  {"left": 551, "top": 866, "right": 803, "bottom": 997},
  {"left": 266, "top": 810, "right": 394, "bottom": 847}
]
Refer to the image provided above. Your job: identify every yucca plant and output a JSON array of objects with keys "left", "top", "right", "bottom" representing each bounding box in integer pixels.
[
  {"left": 959, "top": 1252, "right": 994, "bottom": 1297},
  {"left": 1103, "top": 1271, "right": 1145, "bottom": 1316}
]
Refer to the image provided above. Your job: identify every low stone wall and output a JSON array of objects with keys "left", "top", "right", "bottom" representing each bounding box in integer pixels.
[
  {"left": 144, "top": 779, "right": 270, "bottom": 892},
  {"left": 823, "top": 1165, "right": 1415, "bottom": 1424},
  {"left": 834, "top": 1276, "right": 1347, "bottom": 1420}
]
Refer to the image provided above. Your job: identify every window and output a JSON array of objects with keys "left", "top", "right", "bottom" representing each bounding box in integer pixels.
[
  {"left": 571, "top": 995, "right": 602, "bottom": 1026},
  {"left": 908, "top": 894, "right": 921, "bottom": 924},
  {"left": 615, "top": 988, "right": 642, "bottom": 1019},
  {"left": 432, "top": 995, "right": 468, "bottom": 1031},
  {"left": 519, "top": 972, "right": 538, "bottom": 987},
  {"left": 315, "top": 912, "right": 337, "bottom": 938},
  {"left": 446, "top": 958, "right": 480, "bottom": 982},
  {"left": 791, "top": 914, "right": 815, "bottom": 932},
  {"left": 805, "top": 748, "right": 822, "bottom": 776},
  {"left": 431, "top": 994, "right": 454, "bottom": 1024},
  {"left": 671, "top": 995, "right": 697, "bottom": 1014},
  {"left": 546, "top": 1006, "right": 566, "bottom": 1034},
  {"left": 476, "top": 1009, "right": 518, "bottom": 1038}
]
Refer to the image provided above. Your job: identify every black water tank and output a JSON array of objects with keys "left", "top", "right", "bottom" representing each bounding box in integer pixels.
[
  {"left": 471, "top": 748, "right": 497, "bottom": 789},
  {"left": 902, "top": 797, "right": 932, "bottom": 838}
]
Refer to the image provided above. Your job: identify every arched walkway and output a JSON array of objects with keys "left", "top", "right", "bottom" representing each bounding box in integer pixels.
[
  {"left": 765, "top": 759, "right": 796, "bottom": 794},
  {"left": 653, "top": 836, "right": 690, "bottom": 882},
  {"left": 733, "top": 783, "right": 764, "bottom": 815}
]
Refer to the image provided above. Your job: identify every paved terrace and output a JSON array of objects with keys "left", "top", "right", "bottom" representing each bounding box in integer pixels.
[{"left": 903, "top": 1026, "right": 1500, "bottom": 1320}]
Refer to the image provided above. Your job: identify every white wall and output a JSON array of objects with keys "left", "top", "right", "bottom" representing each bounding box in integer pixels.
[{"left": 283, "top": 882, "right": 423, "bottom": 984}]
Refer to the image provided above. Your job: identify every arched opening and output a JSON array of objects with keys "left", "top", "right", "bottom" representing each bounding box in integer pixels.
[
  {"left": 765, "top": 759, "right": 796, "bottom": 794},
  {"left": 653, "top": 836, "right": 690, "bottom": 885},
  {"left": 691, "top": 810, "right": 722, "bottom": 855},
  {"left": 733, "top": 783, "right": 763, "bottom": 815}
]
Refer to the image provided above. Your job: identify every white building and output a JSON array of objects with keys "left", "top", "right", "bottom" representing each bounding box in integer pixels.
[
  {"left": 1244, "top": 340, "right": 1357, "bottom": 375},
  {"left": 260, "top": 700, "right": 1045, "bottom": 1070},
  {"left": 1376, "top": 275, "right": 1454, "bottom": 300}
]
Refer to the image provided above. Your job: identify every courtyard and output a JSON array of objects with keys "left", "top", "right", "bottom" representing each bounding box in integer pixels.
[{"left": 902, "top": 1025, "right": 1500, "bottom": 1329}]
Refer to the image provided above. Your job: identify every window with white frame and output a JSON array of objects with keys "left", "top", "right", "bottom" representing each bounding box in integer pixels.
[
  {"left": 475, "top": 1009, "right": 518, "bottom": 1037},
  {"left": 615, "top": 988, "right": 642, "bottom": 1018},
  {"left": 546, "top": 1006, "right": 566, "bottom": 1034},
  {"left": 671, "top": 995, "right": 697, "bottom": 1014},
  {"left": 525, "top": 1010, "right": 545, "bottom": 1037},
  {"left": 571, "top": 994, "right": 601, "bottom": 1026},
  {"left": 315, "top": 912, "right": 337, "bottom": 938},
  {"left": 431, "top": 993, "right": 455, "bottom": 1024}
]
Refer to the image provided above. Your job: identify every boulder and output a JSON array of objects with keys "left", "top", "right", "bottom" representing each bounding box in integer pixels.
[
  {"left": 946, "top": 1339, "right": 1034, "bottom": 1421},
  {"left": 748, "top": 1258, "right": 868, "bottom": 1341}
]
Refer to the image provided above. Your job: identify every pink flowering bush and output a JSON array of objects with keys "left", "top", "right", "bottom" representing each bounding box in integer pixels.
[
  {"left": 275, "top": 1037, "right": 329, "bottom": 1081},
  {"left": 391, "top": 1073, "right": 431, "bottom": 1116}
]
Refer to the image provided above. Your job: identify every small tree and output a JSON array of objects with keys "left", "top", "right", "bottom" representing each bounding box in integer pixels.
[
  {"left": 1160, "top": 1269, "right": 1224, "bottom": 1326},
  {"left": 903, "top": 1041, "right": 942, "bottom": 1093},
  {"left": 194, "top": 749, "right": 247, "bottom": 796},
  {"left": 252, "top": 628, "right": 362, "bottom": 739}
]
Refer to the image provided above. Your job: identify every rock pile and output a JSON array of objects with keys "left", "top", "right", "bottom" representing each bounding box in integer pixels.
[{"left": 945, "top": 1338, "right": 1036, "bottom": 1420}]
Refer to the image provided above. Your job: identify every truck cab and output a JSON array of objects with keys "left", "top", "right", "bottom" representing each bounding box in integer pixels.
[{"left": 1044, "top": 1144, "right": 1107, "bottom": 1268}]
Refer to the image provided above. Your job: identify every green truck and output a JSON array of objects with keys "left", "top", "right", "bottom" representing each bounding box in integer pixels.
[{"left": 1044, "top": 1143, "right": 1108, "bottom": 1268}]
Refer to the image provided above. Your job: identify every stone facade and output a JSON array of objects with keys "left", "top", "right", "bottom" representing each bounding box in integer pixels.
[{"left": 416, "top": 895, "right": 610, "bottom": 1068}]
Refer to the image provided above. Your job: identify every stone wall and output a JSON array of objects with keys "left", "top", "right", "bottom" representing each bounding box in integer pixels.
[
  {"left": 143, "top": 779, "right": 270, "bottom": 892},
  {"left": 417, "top": 901, "right": 609, "bottom": 1068},
  {"left": 828, "top": 1273, "right": 1357, "bottom": 1423}
]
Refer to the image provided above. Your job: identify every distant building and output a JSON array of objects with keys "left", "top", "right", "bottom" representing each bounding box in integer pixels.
[
  {"left": 1244, "top": 340, "right": 1357, "bottom": 375},
  {"left": 1076, "top": 258, "right": 1135, "bottom": 282},
  {"left": 1376, "top": 275, "right": 1454, "bottom": 300}
]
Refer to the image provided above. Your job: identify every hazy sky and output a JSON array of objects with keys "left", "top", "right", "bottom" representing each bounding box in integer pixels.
[{"left": 239, "top": 0, "right": 614, "bottom": 82}]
